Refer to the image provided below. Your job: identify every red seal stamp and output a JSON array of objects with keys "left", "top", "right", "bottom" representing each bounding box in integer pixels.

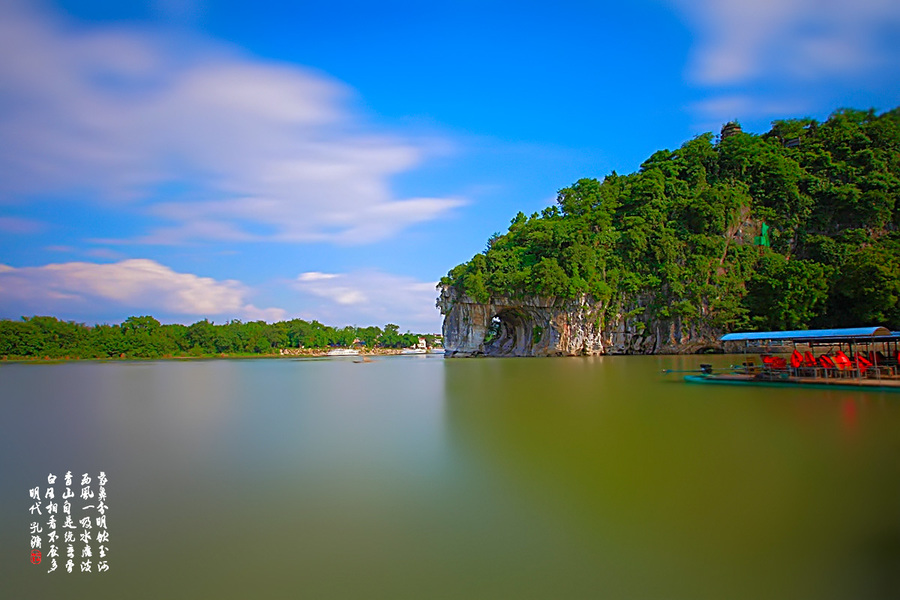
[{"left": 31, "top": 549, "right": 41, "bottom": 564}]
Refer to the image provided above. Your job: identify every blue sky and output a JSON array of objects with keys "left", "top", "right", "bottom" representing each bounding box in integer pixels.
[{"left": 1, "top": 0, "right": 898, "bottom": 332}]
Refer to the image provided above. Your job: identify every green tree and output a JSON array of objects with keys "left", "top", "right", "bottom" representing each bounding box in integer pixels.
[{"left": 442, "top": 105, "right": 900, "bottom": 333}]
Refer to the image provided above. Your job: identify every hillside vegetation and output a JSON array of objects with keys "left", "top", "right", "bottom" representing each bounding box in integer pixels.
[{"left": 442, "top": 108, "right": 900, "bottom": 332}]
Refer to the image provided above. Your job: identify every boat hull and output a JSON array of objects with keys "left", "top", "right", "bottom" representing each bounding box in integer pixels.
[{"left": 684, "top": 373, "right": 900, "bottom": 393}]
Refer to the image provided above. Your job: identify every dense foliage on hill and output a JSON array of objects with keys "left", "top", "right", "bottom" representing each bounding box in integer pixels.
[
  {"left": 442, "top": 108, "right": 900, "bottom": 331},
  {"left": 0, "top": 316, "right": 430, "bottom": 359}
]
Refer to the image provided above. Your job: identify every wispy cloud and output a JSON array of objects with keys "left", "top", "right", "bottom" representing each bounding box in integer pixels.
[
  {"left": 297, "top": 272, "right": 340, "bottom": 282},
  {"left": 669, "top": 0, "right": 900, "bottom": 123},
  {"left": 0, "top": 258, "right": 285, "bottom": 322},
  {"left": 0, "top": 216, "right": 47, "bottom": 234},
  {"left": 671, "top": 0, "right": 900, "bottom": 85},
  {"left": 294, "top": 270, "right": 441, "bottom": 332},
  {"left": 0, "top": 1, "right": 463, "bottom": 244}
]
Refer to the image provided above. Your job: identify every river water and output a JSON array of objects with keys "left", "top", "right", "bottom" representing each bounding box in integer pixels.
[{"left": 2, "top": 354, "right": 899, "bottom": 599}]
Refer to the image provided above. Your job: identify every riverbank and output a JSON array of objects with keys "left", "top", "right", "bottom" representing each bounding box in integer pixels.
[
  {"left": 0, "top": 347, "right": 442, "bottom": 362},
  {"left": 278, "top": 347, "right": 410, "bottom": 357}
]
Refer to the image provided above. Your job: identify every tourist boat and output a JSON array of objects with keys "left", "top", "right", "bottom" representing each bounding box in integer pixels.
[
  {"left": 327, "top": 348, "right": 360, "bottom": 356},
  {"left": 682, "top": 327, "right": 900, "bottom": 392}
]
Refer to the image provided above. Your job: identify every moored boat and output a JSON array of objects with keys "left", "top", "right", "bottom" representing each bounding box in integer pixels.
[
  {"left": 327, "top": 348, "right": 360, "bottom": 356},
  {"left": 681, "top": 327, "right": 900, "bottom": 392},
  {"left": 684, "top": 373, "right": 900, "bottom": 392}
]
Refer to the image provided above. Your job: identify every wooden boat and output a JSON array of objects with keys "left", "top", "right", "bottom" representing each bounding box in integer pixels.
[{"left": 682, "top": 327, "right": 900, "bottom": 393}]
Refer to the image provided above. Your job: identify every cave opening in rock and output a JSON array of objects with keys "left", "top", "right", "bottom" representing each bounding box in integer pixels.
[
  {"left": 483, "top": 309, "right": 526, "bottom": 356},
  {"left": 484, "top": 316, "right": 502, "bottom": 344},
  {"left": 695, "top": 346, "right": 721, "bottom": 354}
]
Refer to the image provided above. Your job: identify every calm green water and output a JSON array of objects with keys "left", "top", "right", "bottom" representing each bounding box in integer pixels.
[{"left": 2, "top": 354, "right": 899, "bottom": 599}]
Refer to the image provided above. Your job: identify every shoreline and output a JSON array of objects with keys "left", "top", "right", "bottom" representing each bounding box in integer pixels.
[{"left": 0, "top": 347, "right": 443, "bottom": 363}]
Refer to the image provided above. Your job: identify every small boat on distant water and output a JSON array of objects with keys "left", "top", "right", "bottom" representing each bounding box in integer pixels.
[
  {"left": 400, "top": 348, "right": 427, "bottom": 355},
  {"left": 679, "top": 327, "right": 900, "bottom": 393}
]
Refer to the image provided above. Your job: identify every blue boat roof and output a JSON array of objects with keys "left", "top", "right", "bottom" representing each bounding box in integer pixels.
[{"left": 720, "top": 327, "right": 894, "bottom": 342}]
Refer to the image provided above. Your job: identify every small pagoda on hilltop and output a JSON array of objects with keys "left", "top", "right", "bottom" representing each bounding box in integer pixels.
[{"left": 720, "top": 121, "right": 742, "bottom": 140}]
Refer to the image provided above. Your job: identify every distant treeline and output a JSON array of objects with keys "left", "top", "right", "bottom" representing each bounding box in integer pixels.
[{"left": 0, "top": 316, "right": 435, "bottom": 359}]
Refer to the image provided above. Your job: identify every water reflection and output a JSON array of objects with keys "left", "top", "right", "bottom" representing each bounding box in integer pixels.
[
  {"left": 1, "top": 354, "right": 898, "bottom": 599},
  {"left": 441, "top": 355, "right": 900, "bottom": 599}
]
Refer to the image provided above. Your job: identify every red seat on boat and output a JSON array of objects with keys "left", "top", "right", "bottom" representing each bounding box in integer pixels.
[
  {"left": 803, "top": 351, "right": 817, "bottom": 367},
  {"left": 760, "top": 354, "right": 787, "bottom": 370},
  {"left": 834, "top": 351, "right": 854, "bottom": 371},
  {"left": 790, "top": 350, "right": 803, "bottom": 368},
  {"left": 819, "top": 355, "right": 837, "bottom": 372}
]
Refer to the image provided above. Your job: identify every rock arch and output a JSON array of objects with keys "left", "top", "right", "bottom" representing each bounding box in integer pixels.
[
  {"left": 437, "top": 287, "right": 606, "bottom": 357},
  {"left": 483, "top": 308, "right": 530, "bottom": 356},
  {"left": 437, "top": 286, "right": 726, "bottom": 357}
]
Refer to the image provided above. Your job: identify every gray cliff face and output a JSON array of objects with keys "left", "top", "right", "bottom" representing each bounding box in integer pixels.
[{"left": 437, "top": 286, "right": 723, "bottom": 357}]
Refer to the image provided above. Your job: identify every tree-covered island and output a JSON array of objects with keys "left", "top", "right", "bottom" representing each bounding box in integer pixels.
[{"left": 439, "top": 108, "right": 900, "bottom": 356}]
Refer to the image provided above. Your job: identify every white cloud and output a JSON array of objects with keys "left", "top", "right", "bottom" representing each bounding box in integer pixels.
[
  {"left": 297, "top": 272, "right": 340, "bottom": 282},
  {"left": 0, "top": 1, "right": 463, "bottom": 244},
  {"left": 294, "top": 270, "right": 442, "bottom": 332},
  {"left": 670, "top": 0, "right": 900, "bottom": 86},
  {"left": 669, "top": 0, "right": 900, "bottom": 125},
  {"left": 0, "top": 258, "right": 285, "bottom": 321},
  {"left": 241, "top": 304, "right": 287, "bottom": 323}
]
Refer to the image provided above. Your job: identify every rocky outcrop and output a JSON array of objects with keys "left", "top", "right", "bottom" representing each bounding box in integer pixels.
[{"left": 437, "top": 286, "right": 724, "bottom": 357}]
